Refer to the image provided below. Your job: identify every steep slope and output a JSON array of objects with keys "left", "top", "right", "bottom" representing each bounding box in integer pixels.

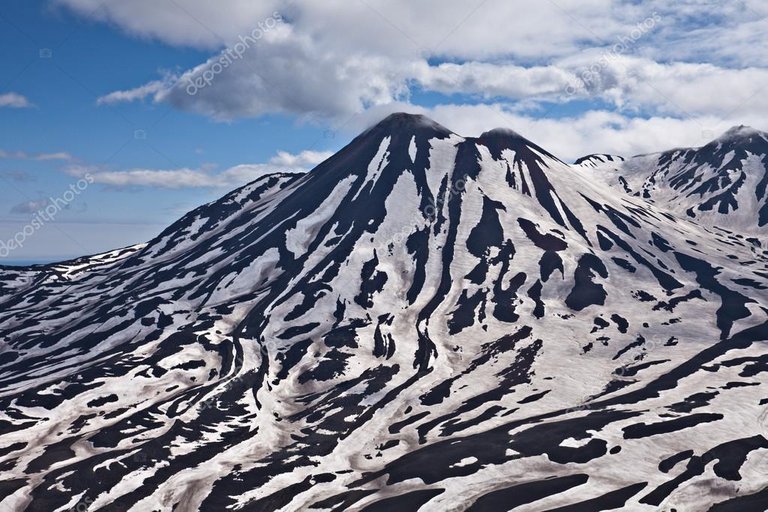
[
  {"left": 573, "top": 153, "right": 626, "bottom": 169},
  {"left": 579, "top": 126, "right": 768, "bottom": 235},
  {"left": 1, "top": 114, "right": 767, "bottom": 511}
]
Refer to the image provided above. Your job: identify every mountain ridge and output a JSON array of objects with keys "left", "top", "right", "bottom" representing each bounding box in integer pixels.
[
  {"left": 1, "top": 113, "right": 767, "bottom": 511},
  {"left": 577, "top": 124, "right": 768, "bottom": 234}
]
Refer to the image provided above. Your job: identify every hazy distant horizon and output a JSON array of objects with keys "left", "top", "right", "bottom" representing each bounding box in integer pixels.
[{"left": 0, "top": 258, "right": 67, "bottom": 267}]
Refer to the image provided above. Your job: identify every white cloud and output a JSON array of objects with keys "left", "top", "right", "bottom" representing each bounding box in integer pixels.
[
  {"left": 412, "top": 61, "right": 576, "bottom": 99},
  {"left": 0, "top": 149, "right": 74, "bottom": 161},
  {"left": 620, "top": 0, "right": 768, "bottom": 65},
  {"left": 87, "top": 4, "right": 768, "bottom": 123},
  {"left": 53, "top": 0, "right": 280, "bottom": 49},
  {"left": 95, "top": 24, "right": 409, "bottom": 120},
  {"left": 65, "top": 149, "right": 333, "bottom": 189},
  {"left": 67, "top": 166, "right": 222, "bottom": 189},
  {"left": 34, "top": 152, "right": 75, "bottom": 161},
  {"left": 70, "top": 0, "right": 643, "bottom": 121},
  {"left": 341, "top": 102, "right": 756, "bottom": 162},
  {"left": 56, "top": 0, "right": 626, "bottom": 58},
  {"left": 59, "top": 0, "right": 768, "bottom": 156},
  {"left": 0, "top": 93, "right": 33, "bottom": 108},
  {"left": 97, "top": 79, "right": 170, "bottom": 105},
  {"left": 556, "top": 55, "right": 768, "bottom": 120},
  {"left": 424, "top": 104, "right": 755, "bottom": 161},
  {"left": 268, "top": 150, "right": 333, "bottom": 167},
  {"left": 132, "top": 25, "right": 410, "bottom": 120}
]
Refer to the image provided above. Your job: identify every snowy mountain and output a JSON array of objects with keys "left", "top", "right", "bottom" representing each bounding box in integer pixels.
[
  {"left": 573, "top": 153, "right": 626, "bottom": 169},
  {"left": 580, "top": 126, "right": 768, "bottom": 235},
  {"left": 1, "top": 113, "right": 768, "bottom": 511}
]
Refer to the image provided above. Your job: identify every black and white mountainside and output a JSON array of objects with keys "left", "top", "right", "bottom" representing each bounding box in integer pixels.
[
  {"left": 1, "top": 114, "right": 768, "bottom": 511},
  {"left": 579, "top": 125, "right": 768, "bottom": 235}
]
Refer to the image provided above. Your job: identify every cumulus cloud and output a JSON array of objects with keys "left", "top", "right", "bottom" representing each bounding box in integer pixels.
[
  {"left": 412, "top": 62, "right": 576, "bottom": 99},
  {"left": 53, "top": 0, "right": 279, "bottom": 49},
  {"left": 621, "top": 0, "right": 768, "bottom": 66},
  {"left": 56, "top": 0, "right": 627, "bottom": 58},
  {"left": 65, "top": 149, "right": 334, "bottom": 189},
  {"left": 423, "top": 104, "right": 750, "bottom": 161},
  {"left": 79, "top": 1, "right": 636, "bottom": 120},
  {"left": 34, "top": 152, "right": 75, "bottom": 161},
  {"left": 100, "top": 24, "right": 410, "bottom": 120},
  {"left": 60, "top": 0, "right": 768, "bottom": 155},
  {"left": 557, "top": 55, "right": 768, "bottom": 119},
  {"left": 73, "top": 165, "right": 288, "bottom": 189},
  {"left": 0, "top": 93, "right": 33, "bottom": 108}
]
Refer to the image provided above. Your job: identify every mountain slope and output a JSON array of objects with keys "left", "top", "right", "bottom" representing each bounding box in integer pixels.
[
  {"left": 1, "top": 114, "right": 768, "bottom": 511},
  {"left": 579, "top": 126, "right": 768, "bottom": 235}
]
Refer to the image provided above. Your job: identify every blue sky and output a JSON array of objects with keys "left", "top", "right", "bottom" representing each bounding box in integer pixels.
[
  {"left": 0, "top": 0, "right": 346, "bottom": 262},
  {"left": 1, "top": 0, "right": 766, "bottom": 262}
]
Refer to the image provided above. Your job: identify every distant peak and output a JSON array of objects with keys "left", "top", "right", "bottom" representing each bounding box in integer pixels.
[
  {"left": 479, "top": 127, "right": 526, "bottom": 139},
  {"left": 379, "top": 112, "right": 431, "bottom": 124},
  {"left": 367, "top": 112, "right": 453, "bottom": 136},
  {"left": 715, "top": 125, "right": 766, "bottom": 143},
  {"left": 477, "top": 126, "right": 563, "bottom": 164},
  {"left": 573, "top": 154, "right": 626, "bottom": 166},
  {"left": 477, "top": 127, "right": 537, "bottom": 149}
]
